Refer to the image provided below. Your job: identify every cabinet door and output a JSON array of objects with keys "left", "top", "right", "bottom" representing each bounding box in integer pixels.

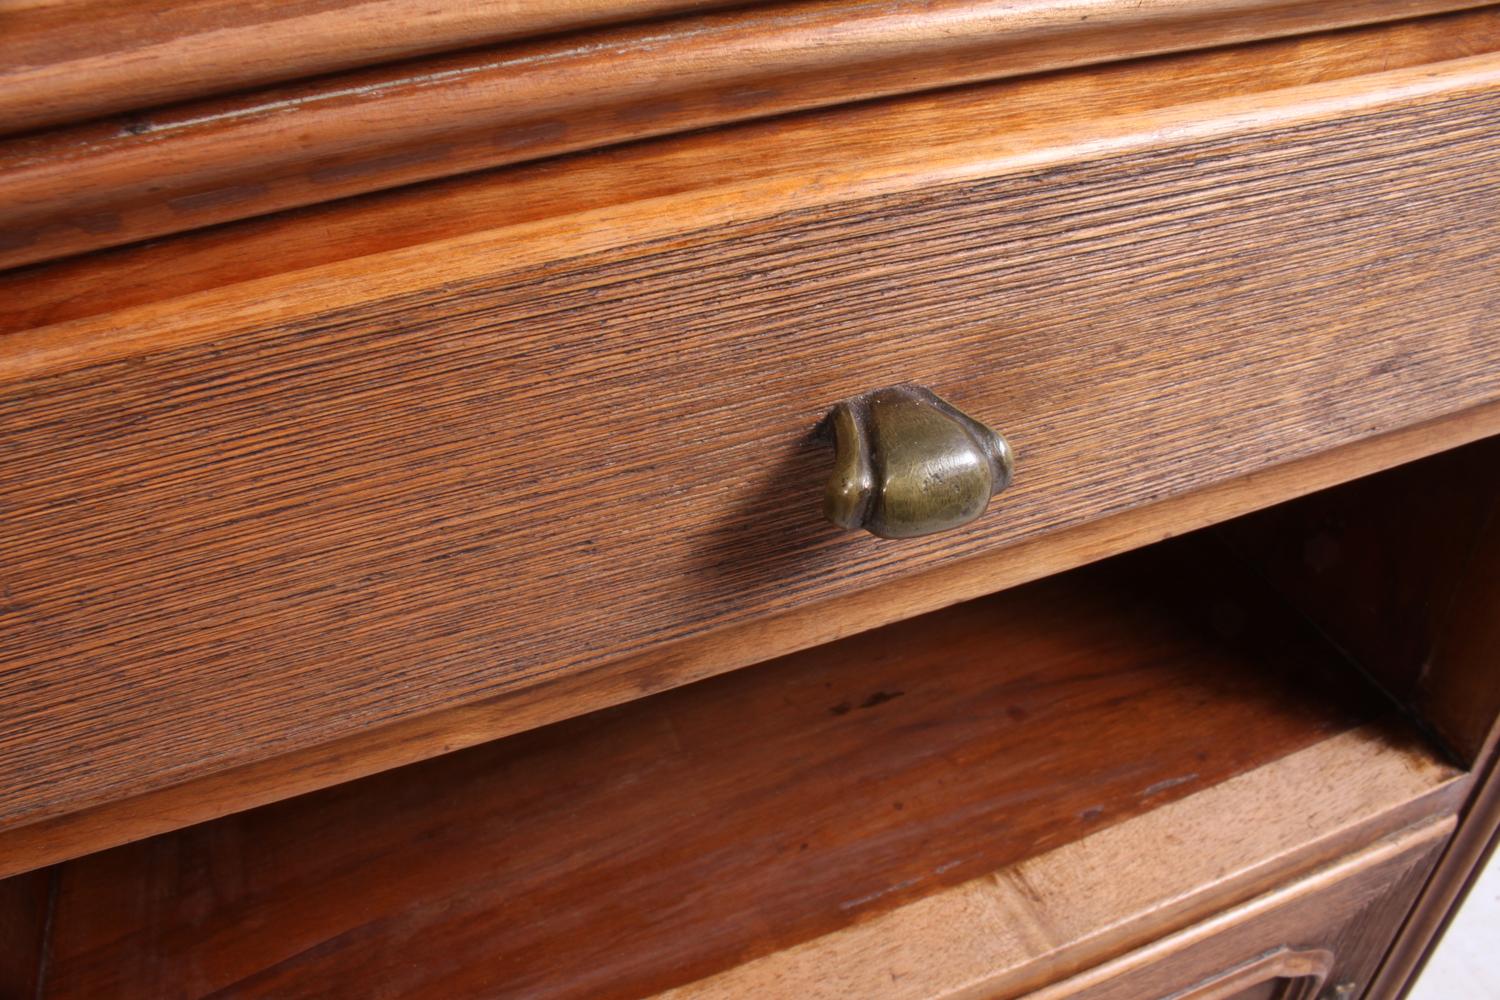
[{"left": 1032, "top": 818, "right": 1451, "bottom": 1000}]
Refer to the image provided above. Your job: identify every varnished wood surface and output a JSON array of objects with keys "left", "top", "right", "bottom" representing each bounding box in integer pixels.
[
  {"left": 1, "top": 404, "right": 1495, "bottom": 883},
  {"left": 4, "top": 45, "right": 1500, "bottom": 865},
  {"left": 665, "top": 730, "right": 1462, "bottom": 1000},
  {"left": 1, "top": 0, "right": 1494, "bottom": 268},
  {"left": 13, "top": 544, "right": 1439, "bottom": 998},
  {"left": 1028, "top": 820, "right": 1452, "bottom": 1000},
  {"left": 7, "top": 6, "right": 1500, "bottom": 336},
  {"left": 0, "top": 0, "right": 749, "bottom": 135}
]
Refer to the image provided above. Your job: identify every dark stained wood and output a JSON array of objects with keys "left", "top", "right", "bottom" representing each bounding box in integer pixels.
[
  {"left": 25, "top": 543, "right": 1399, "bottom": 999},
  {"left": 1414, "top": 493, "right": 1500, "bottom": 764},
  {"left": 1371, "top": 753, "right": 1500, "bottom": 999},
  {"left": 1, "top": 0, "right": 1494, "bottom": 268},
  {"left": 0, "top": 0, "right": 750, "bottom": 136},
  {"left": 8, "top": 6, "right": 1500, "bottom": 336},
  {"left": 1034, "top": 819, "right": 1452, "bottom": 1000},
  {"left": 0, "top": 868, "right": 52, "bottom": 1000},
  {"left": 3, "top": 49, "right": 1500, "bottom": 865},
  {"left": 1365, "top": 461, "right": 1500, "bottom": 998},
  {"left": 1214, "top": 437, "right": 1500, "bottom": 714}
]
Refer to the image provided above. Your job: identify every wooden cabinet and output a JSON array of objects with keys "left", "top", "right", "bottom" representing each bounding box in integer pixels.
[
  {"left": 2, "top": 3, "right": 1500, "bottom": 998},
  {"left": 1038, "top": 821, "right": 1451, "bottom": 1000}
]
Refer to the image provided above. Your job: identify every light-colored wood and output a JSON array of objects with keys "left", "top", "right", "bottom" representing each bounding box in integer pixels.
[
  {"left": 0, "top": 0, "right": 747, "bottom": 135},
  {"left": 0, "top": 0, "right": 1492, "bottom": 268},
  {"left": 657, "top": 731, "right": 1462, "bottom": 999},
  {"left": 4, "top": 32, "right": 1500, "bottom": 877}
]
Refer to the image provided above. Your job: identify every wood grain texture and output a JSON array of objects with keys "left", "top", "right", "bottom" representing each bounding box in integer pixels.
[
  {"left": 659, "top": 731, "right": 1462, "bottom": 1000},
  {"left": 1, "top": 0, "right": 1493, "bottom": 268},
  {"left": 0, "top": 0, "right": 748, "bottom": 135},
  {"left": 0, "top": 407, "right": 1494, "bottom": 881},
  {"left": 3, "top": 49, "right": 1500, "bottom": 864},
  {"left": 1028, "top": 819, "right": 1453, "bottom": 1000},
  {"left": 7, "top": 5, "right": 1500, "bottom": 337},
  {"left": 14, "top": 544, "right": 1450, "bottom": 999},
  {"left": 1, "top": 400, "right": 1495, "bottom": 883}
]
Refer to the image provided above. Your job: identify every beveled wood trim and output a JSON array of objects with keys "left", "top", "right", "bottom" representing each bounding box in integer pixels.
[
  {"left": 1170, "top": 949, "right": 1333, "bottom": 1000},
  {"left": 0, "top": 0, "right": 749, "bottom": 136},
  {"left": 0, "top": 401, "right": 1494, "bottom": 881},
  {"left": 1022, "top": 820, "right": 1455, "bottom": 1000},
  {"left": 9, "top": 6, "right": 1498, "bottom": 339},
  {"left": 1372, "top": 778, "right": 1500, "bottom": 999},
  {"left": 0, "top": 0, "right": 1490, "bottom": 269},
  {"left": 653, "top": 736, "right": 1461, "bottom": 999},
  {"left": 7, "top": 38, "right": 1500, "bottom": 381}
]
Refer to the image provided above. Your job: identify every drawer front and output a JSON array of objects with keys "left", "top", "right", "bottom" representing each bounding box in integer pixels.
[
  {"left": 3, "top": 48, "right": 1500, "bottom": 849},
  {"left": 1031, "top": 819, "right": 1451, "bottom": 1000}
]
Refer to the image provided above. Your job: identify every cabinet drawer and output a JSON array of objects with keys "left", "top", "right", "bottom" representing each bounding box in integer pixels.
[
  {"left": 3, "top": 23, "right": 1500, "bottom": 869},
  {"left": 1031, "top": 819, "right": 1451, "bottom": 1000}
]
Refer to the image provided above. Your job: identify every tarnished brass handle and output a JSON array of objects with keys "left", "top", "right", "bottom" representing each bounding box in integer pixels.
[{"left": 823, "top": 384, "right": 1013, "bottom": 539}]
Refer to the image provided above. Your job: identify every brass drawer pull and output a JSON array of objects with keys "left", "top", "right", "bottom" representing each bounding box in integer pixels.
[{"left": 823, "top": 384, "right": 1013, "bottom": 539}]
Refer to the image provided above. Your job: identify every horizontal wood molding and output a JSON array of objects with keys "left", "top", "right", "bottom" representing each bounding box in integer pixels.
[
  {"left": 8, "top": 23, "right": 1500, "bottom": 376},
  {"left": 0, "top": 0, "right": 751, "bottom": 136},
  {"left": 1, "top": 30, "right": 1499, "bottom": 875},
  {"left": 662, "top": 735, "right": 1461, "bottom": 999},
  {"left": 3, "top": 7, "right": 1496, "bottom": 339},
  {"left": 0, "top": 0, "right": 1491, "bottom": 268}
]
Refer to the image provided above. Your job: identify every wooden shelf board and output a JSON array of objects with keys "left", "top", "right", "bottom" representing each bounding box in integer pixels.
[{"left": 19, "top": 540, "right": 1458, "bottom": 999}]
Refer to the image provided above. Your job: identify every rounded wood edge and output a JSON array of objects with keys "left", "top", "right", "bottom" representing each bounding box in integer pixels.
[
  {"left": 6, "top": 43, "right": 1500, "bottom": 386},
  {"left": 0, "top": 0, "right": 1491, "bottom": 269},
  {"left": 0, "top": 0, "right": 751, "bottom": 136}
]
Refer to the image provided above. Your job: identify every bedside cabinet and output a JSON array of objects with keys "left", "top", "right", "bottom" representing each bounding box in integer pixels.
[{"left": 2, "top": 3, "right": 1499, "bottom": 997}]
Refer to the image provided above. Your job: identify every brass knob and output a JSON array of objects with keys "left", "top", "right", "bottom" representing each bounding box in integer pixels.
[{"left": 823, "top": 384, "right": 1013, "bottom": 539}]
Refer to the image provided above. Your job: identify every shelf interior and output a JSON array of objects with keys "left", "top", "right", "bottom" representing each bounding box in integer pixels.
[{"left": 7, "top": 530, "right": 1451, "bottom": 999}]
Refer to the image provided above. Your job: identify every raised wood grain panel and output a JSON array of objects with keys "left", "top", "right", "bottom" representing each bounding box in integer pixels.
[
  {"left": 1028, "top": 819, "right": 1452, "bottom": 1000},
  {"left": 0, "top": 0, "right": 749, "bottom": 135},
  {"left": 2, "top": 53, "right": 1500, "bottom": 862},
  {"left": 19, "top": 545, "right": 1452, "bottom": 998},
  {"left": 8, "top": 7, "right": 1500, "bottom": 336},
  {"left": 1, "top": 0, "right": 1494, "bottom": 267}
]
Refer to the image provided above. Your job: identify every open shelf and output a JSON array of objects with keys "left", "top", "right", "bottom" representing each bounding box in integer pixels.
[{"left": 10, "top": 529, "right": 1461, "bottom": 999}]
